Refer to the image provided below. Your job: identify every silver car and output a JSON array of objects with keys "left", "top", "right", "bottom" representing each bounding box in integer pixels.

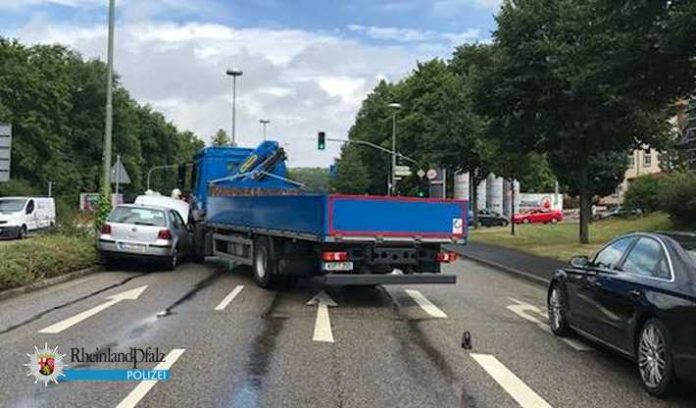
[{"left": 98, "top": 204, "right": 191, "bottom": 270}]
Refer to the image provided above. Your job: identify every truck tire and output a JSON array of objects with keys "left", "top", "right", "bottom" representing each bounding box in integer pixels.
[{"left": 253, "top": 236, "right": 278, "bottom": 289}]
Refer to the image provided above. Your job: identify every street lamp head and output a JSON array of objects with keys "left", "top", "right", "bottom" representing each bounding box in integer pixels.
[
  {"left": 259, "top": 119, "right": 270, "bottom": 124},
  {"left": 388, "top": 102, "right": 402, "bottom": 109},
  {"left": 226, "top": 68, "right": 243, "bottom": 76}
]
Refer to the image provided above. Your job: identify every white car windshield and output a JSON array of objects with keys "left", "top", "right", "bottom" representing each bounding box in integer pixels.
[
  {"left": 0, "top": 199, "right": 26, "bottom": 213},
  {"left": 108, "top": 207, "right": 166, "bottom": 227}
]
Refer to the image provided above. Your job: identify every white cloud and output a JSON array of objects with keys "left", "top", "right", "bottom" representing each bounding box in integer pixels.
[
  {"left": 6, "top": 17, "right": 458, "bottom": 166},
  {"left": 348, "top": 24, "right": 481, "bottom": 45},
  {"left": 432, "top": 0, "right": 503, "bottom": 15}
]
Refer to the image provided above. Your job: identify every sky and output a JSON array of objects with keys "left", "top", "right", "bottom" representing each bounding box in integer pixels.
[{"left": 0, "top": 0, "right": 501, "bottom": 167}]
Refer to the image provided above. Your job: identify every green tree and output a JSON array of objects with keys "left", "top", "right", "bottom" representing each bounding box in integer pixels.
[
  {"left": 660, "top": 172, "right": 696, "bottom": 225},
  {"left": 288, "top": 167, "right": 329, "bottom": 193},
  {"left": 623, "top": 175, "right": 664, "bottom": 213},
  {"left": 211, "top": 129, "right": 231, "bottom": 146},
  {"left": 330, "top": 144, "right": 370, "bottom": 194},
  {"left": 0, "top": 37, "right": 204, "bottom": 214},
  {"left": 474, "top": 0, "right": 696, "bottom": 243}
]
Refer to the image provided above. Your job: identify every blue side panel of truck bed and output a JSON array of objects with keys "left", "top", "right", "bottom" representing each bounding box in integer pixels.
[
  {"left": 206, "top": 192, "right": 468, "bottom": 242},
  {"left": 207, "top": 194, "right": 327, "bottom": 238},
  {"left": 329, "top": 195, "right": 467, "bottom": 239}
]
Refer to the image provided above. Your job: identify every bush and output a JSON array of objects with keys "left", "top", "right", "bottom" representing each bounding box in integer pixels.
[
  {"left": 660, "top": 172, "right": 696, "bottom": 226},
  {"left": 623, "top": 175, "right": 663, "bottom": 213},
  {"left": 0, "top": 234, "right": 97, "bottom": 291}
]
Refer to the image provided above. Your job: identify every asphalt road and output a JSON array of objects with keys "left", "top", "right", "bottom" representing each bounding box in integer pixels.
[{"left": 1, "top": 258, "right": 695, "bottom": 408}]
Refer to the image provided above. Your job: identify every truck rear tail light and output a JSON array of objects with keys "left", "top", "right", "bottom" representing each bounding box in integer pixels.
[
  {"left": 436, "top": 252, "right": 458, "bottom": 263},
  {"left": 322, "top": 251, "right": 349, "bottom": 261},
  {"left": 158, "top": 229, "right": 172, "bottom": 240},
  {"left": 100, "top": 223, "right": 111, "bottom": 234}
]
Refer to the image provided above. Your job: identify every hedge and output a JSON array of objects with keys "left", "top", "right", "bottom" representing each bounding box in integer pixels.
[{"left": 0, "top": 234, "right": 98, "bottom": 291}]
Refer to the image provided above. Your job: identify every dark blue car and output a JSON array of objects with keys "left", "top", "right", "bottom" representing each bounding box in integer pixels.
[{"left": 547, "top": 232, "right": 696, "bottom": 397}]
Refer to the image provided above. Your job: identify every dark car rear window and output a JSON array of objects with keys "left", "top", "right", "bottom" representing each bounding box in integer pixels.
[{"left": 108, "top": 206, "right": 166, "bottom": 227}]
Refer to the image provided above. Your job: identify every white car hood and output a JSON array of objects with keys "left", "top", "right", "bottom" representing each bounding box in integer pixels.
[{"left": 0, "top": 212, "right": 21, "bottom": 225}]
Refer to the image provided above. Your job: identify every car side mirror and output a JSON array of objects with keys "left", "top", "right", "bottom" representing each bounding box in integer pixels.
[{"left": 570, "top": 255, "right": 589, "bottom": 268}]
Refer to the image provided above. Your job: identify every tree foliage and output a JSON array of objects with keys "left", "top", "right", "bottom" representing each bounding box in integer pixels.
[
  {"left": 330, "top": 144, "right": 370, "bottom": 194},
  {"left": 211, "top": 129, "right": 231, "bottom": 146},
  {"left": 472, "top": 0, "right": 696, "bottom": 242},
  {"left": 623, "top": 175, "right": 664, "bottom": 213},
  {"left": 288, "top": 167, "right": 330, "bottom": 193},
  {"left": 660, "top": 172, "right": 696, "bottom": 225},
  {"left": 0, "top": 38, "right": 204, "bottom": 206}
]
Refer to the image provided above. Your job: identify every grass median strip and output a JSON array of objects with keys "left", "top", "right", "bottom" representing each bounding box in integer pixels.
[
  {"left": 0, "top": 233, "right": 98, "bottom": 292},
  {"left": 469, "top": 213, "right": 678, "bottom": 261}
]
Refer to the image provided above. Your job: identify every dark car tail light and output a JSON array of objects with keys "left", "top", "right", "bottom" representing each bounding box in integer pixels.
[
  {"left": 100, "top": 223, "right": 111, "bottom": 234},
  {"left": 158, "top": 229, "right": 172, "bottom": 240},
  {"left": 436, "top": 252, "right": 458, "bottom": 263},
  {"left": 322, "top": 251, "right": 349, "bottom": 261}
]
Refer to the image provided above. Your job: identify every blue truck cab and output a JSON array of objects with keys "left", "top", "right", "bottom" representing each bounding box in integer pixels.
[{"left": 183, "top": 141, "right": 466, "bottom": 289}]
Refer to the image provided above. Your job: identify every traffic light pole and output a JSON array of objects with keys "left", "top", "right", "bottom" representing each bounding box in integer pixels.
[{"left": 326, "top": 137, "right": 419, "bottom": 167}]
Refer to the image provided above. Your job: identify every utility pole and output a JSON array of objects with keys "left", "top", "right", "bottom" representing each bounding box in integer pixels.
[
  {"left": 47, "top": 181, "right": 53, "bottom": 197},
  {"left": 259, "top": 119, "right": 270, "bottom": 141},
  {"left": 102, "top": 0, "right": 116, "bottom": 190},
  {"left": 388, "top": 103, "right": 401, "bottom": 196},
  {"left": 226, "top": 68, "right": 243, "bottom": 146}
]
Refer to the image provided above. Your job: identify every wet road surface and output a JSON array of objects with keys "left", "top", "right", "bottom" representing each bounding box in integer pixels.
[{"left": 1, "top": 258, "right": 695, "bottom": 407}]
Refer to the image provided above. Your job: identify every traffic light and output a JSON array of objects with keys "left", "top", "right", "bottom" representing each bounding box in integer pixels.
[{"left": 318, "top": 131, "right": 326, "bottom": 150}]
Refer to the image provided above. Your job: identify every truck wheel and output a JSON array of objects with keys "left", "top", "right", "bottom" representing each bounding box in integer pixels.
[{"left": 253, "top": 237, "right": 277, "bottom": 289}]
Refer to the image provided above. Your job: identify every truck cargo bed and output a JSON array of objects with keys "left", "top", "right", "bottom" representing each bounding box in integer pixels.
[{"left": 207, "top": 193, "right": 467, "bottom": 243}]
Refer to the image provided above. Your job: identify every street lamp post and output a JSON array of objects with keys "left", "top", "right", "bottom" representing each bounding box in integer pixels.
[
  {"left": 259, "top": 119, "right": 270, "bottom": 141},
  {"left": 102, "top": 0, "right": 116, "bottom": 189},
  {"left": 388, "top": 103, "right": 402, "bottom": 196},
  {"left": 226, "top": 68, "right": 243, "bottom": 146}
]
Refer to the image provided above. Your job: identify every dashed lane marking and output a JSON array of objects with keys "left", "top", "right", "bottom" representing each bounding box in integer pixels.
[
  {"left": 214, "top": 285, "right": 244, "bottom": 311},
  {"left": 115, "top": 348, "right": 186, "bottom": 408},
  {"left": 471, "top": 353, "right": 553, "bottom": 408},
  {"left": 404, "top": 289, "right": 447, "bottom": 318}
]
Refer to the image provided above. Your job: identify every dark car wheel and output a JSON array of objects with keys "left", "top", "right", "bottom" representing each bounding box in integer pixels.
[
  {"left": 522, "top": 218, "right": 530, "bottom": 224},
  {"left": 253, "top": 237, "right": 277, "bottom": 289},
  {"left": 637, "top": 319, "right": 676, "bottom": 397},
  {"left": 165, "top": 247, "right": 180, "bottom": 271},
  {"left": 18, "top": 225, "right": 27, "bottom": 239},
  {"left": 548, "top": 284, "right": 572, "bottom": 337}
]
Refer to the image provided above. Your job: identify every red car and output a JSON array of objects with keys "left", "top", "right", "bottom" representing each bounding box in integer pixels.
[{"left": 512, "top": 208, "right": 563, "bottom": 224}]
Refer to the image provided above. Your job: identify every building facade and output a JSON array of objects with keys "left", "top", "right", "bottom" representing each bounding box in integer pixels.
[{"left": 678, "top": 97, "right": 696, "bottom": 170}]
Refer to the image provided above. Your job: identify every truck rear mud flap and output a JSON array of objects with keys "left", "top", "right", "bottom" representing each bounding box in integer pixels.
[{"left": 321, "top": 274, "right": 456, "bottom": 286}]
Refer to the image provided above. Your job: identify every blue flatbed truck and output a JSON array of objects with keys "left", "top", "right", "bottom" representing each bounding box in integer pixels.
[{"left": 182, "top": 141, "right": 467, "bottom": 289}]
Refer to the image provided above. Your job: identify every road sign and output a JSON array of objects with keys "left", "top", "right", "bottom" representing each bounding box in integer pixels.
[
  {"left": 394, "top": 165, "right": 411, "bottom": 177},
  {"left": 0, "top": 123, "right": 11, "bottom": 182},
  {"left": 110, "top": 159, "right": 131, "bottom": 184},
  {"left": 417, "top": 169, "right": 425, "bottom": 178},
  {"left": 426, "top": 168, "right": 438, "bottom": 180}
]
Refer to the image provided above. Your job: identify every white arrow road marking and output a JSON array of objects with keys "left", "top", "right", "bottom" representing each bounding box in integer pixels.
[
  {"left": 404, "top": 289, "right": 447, "bottom": 318},
  {"left": 307, "top": 291, "right": 337, "bottom": 343},
  {"left": 471, "top": 353, "right": 553, "bottom": 408},
  {"left": 214, "top": 285, "right": 244, "bottom": 311},
  {"left": 38, "top": 286, "right": 148, "bottom": 334},
  {"left": 506, "top": 297, "right": 592, "bottom": 351},
  {"left": 115, "top": 348, "right": 185, "bottom": 408}
]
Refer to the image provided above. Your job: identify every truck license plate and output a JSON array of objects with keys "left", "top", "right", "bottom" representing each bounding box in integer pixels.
[{"left": 322, "top": 261, "right": 354, "bottom": 272}]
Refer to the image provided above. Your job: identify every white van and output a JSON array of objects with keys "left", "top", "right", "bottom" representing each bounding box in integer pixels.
[{"left": 0, "top": 197, "right": 56, "bottom": 239}]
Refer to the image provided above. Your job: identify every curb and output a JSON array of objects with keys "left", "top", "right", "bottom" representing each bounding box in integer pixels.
[
  {"left": 0, "top": 265, "right": 101, "bottom": 302},
  {"left": 451, "top": 249, "right": 550, "bottom": 286}
]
